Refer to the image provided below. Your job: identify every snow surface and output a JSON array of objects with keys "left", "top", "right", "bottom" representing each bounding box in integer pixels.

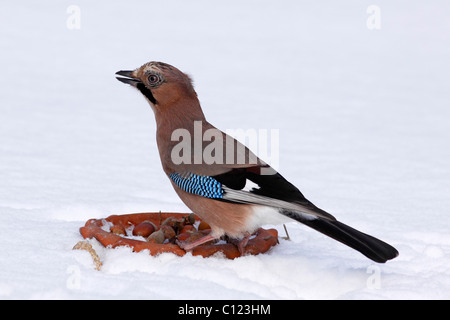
[{"left": 1, "top": 0, "right": 450, "bottom": 299}]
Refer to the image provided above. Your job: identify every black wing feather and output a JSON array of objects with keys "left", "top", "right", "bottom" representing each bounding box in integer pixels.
[
  {"left": 213, "top": 166, "right": 305, "bottom": 201},
  {"left": 211, "top": 166, "right": 398, "bottom": 263},
  {"left": 213, "top": 166, "right": 335, "bottom": 220}
]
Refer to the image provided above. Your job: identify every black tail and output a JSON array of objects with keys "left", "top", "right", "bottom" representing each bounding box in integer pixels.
[{"left": 283, "top": 211, "right": 399, "bottom": 263}]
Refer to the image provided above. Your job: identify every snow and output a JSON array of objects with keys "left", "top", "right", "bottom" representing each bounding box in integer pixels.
[{"left": 1, "top": 0, "right": 450, "bottom": 299}]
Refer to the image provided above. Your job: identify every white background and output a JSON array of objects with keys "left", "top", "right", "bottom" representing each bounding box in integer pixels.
[{"left": 0, "top": 1, "right": 449, "bottom": 299}]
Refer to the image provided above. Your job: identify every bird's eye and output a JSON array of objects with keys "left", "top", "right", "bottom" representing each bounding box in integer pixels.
[{"left": 148, "top": 74, "right": 159, "bottom": 84}]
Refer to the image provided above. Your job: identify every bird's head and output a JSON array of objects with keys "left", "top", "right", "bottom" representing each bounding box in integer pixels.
[{"left": 116, "top": 61, "right": 197, "bottom": 110}]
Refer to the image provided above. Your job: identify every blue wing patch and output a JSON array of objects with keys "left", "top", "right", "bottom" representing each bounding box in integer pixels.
[{"left": 169, "top": 173, "right": 224, "bottom": 199}]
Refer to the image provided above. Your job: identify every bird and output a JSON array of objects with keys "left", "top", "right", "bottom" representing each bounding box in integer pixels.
[{"left": 115, "top": 61, "right": 399, "bottom": 263}]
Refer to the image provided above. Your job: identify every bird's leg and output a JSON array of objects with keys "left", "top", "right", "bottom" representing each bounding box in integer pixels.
[
  {"left": 176, "top": 233, "right": 216, "bottom": 252},
  {"left": 237, "top": 233, "right": 251, "bottom": 256},
  {"left": 228, "top": 232, "right": 251, "bottom": 256}
]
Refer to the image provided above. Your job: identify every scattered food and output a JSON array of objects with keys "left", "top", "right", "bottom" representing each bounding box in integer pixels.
[{"left": 78, "top": 212, "right": 278, "bottom": 259}]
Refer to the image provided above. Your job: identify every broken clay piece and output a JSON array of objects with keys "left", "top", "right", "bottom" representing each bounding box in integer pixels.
[{"left": 79, "top": 212, "right": 278, "bottom": 259}]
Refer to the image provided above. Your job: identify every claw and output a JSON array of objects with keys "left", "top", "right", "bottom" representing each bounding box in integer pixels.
[
  {"left": 175, "top": 239, "right": 192, "bottom": 252},
  {"left": 228, "top": 232, "right": 251, "bottom": 256}
]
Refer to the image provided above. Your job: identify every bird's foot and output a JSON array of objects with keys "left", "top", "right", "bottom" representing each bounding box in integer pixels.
[
  {"left": 176, "top": 233, "right": 216, "bottom": 252},
  {"left": 228, "top": 233, "right": 251, "bottom": 256}
]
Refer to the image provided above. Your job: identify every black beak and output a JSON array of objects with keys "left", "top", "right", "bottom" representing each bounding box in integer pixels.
[
  {"left": 115, "top": 70, "right": 141, "bottom": 87},
  {"left": 116, "top": 69, "right": 157, "bottom": 104}
]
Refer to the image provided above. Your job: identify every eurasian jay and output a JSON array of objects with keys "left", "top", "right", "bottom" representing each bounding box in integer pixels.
[{"left": 116, "top": 61, "right": 398, "bottom": 263}]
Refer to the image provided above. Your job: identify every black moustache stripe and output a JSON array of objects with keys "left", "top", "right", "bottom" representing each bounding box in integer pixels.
[{"left": 137, "top": 83, "right": 157, "bottom": 104}]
